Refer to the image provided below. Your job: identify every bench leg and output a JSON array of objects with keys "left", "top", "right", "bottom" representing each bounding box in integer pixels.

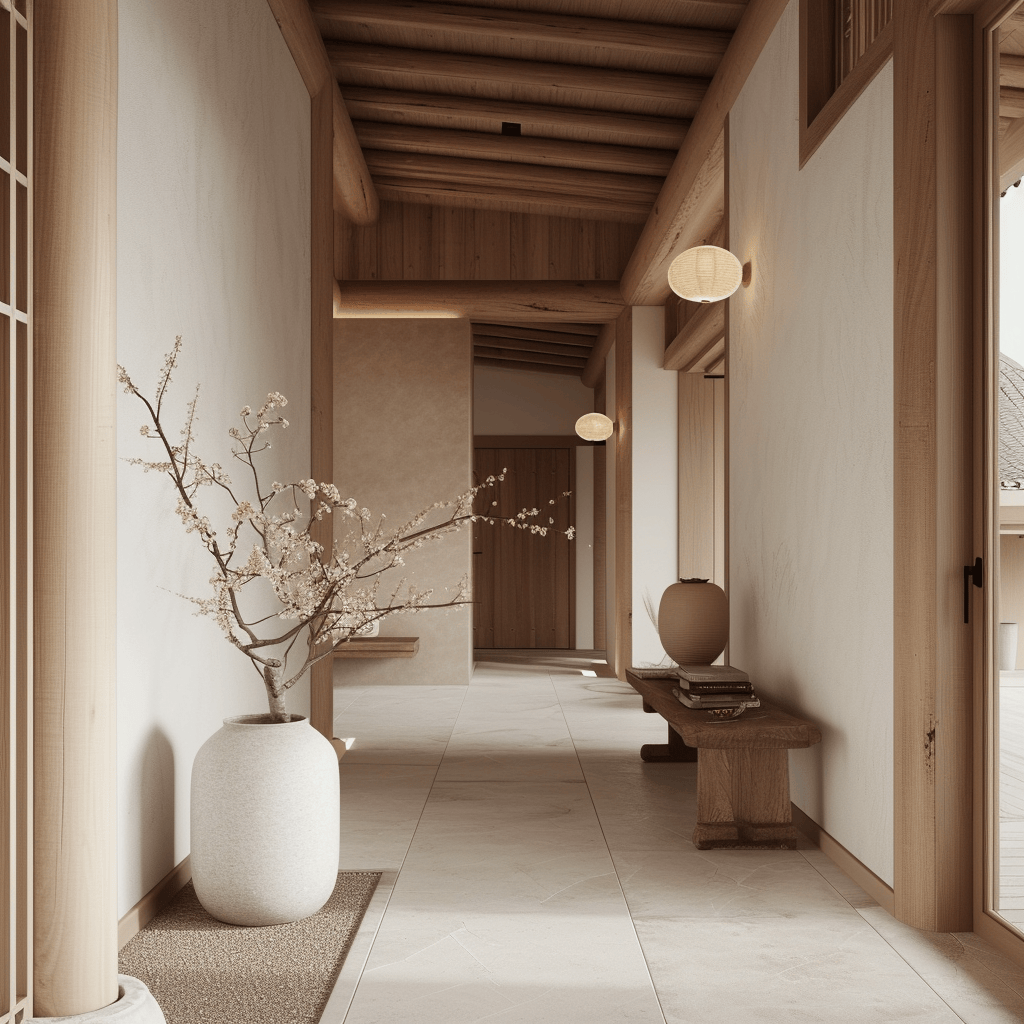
[
  {"left": 640, "top": 723, "right": 698, "bottom": 763},
  {"left": 693, "top": 748, "right": 803, "bottom": 849}
]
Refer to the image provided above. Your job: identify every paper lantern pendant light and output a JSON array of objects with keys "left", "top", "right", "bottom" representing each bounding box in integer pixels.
[
  {"left": 575, "top": 413, "right": 614, "bottom": 441},
  {"left": 667, "top": 245, "right": 743, "bottom": 303}
]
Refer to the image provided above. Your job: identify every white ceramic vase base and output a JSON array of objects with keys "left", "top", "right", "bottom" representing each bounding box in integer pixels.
[
  {"left": 999, "top": 622, "right": 1019, "bottom": 672},
  {"left": 26, "top": 976, "right": 166, "bottom": 1022},
  {"left": 191, "top": 714, "right": 340, "bottom": 927}
]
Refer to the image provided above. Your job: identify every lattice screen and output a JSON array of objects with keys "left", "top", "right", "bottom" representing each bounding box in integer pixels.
[
  {"left": 0, "top": 0, "right": 31, "bottom": 1019},
  {"left": 835, "top": 0, "right": 893, "bottom": 87}
]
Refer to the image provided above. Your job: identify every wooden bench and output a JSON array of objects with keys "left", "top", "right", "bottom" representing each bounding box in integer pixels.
[{"left": 625, "top": 670, "right": 822, "bottom": 850}]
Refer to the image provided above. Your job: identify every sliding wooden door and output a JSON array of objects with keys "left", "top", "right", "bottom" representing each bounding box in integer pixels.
[{"left": 473, "top": 446, "right": 574, "bottom": 649}]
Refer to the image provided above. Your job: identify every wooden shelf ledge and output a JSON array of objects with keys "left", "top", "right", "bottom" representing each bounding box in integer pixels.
[{"left": 333, "top": 636, "right": 420, "bottom": 658}]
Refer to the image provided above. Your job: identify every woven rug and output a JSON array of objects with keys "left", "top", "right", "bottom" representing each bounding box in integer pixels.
[{"left": 119, "top": 872, "right": 380, "bottom": 1024}]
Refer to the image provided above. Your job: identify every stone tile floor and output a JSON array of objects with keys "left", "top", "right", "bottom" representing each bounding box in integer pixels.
[{"left": 323, "top": 653, "right": 1024, "bottom": 1024}]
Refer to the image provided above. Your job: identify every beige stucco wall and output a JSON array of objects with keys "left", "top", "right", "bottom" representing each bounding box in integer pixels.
[
  {"left": 116, "top": 0, "right": 311, "bottom": 917},
  {"left": 333, "top": 318, "right": 474, "bottom": 685},
  {"left": 729, "top": 0, "right": 895, "bottom": 882}
]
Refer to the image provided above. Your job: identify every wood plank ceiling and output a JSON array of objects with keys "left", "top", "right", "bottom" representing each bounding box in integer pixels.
[{"left": 317, "top": 0, "right": 748, "bottom": 377}]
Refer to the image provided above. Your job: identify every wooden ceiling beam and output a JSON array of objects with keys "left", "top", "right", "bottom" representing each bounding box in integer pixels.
[
  {"left": 364, "top": 150, "right": 662, "bottom": 199},
  {"left": 1001, "top": 117, "right": 1024, "bottom": 193},
  {"left": 580, "top": 319, "right": 617, "bottom": 388},
  {"left": 373, "top": 176, "right": 651, "bottom": 222},
  {"left": 265, "top": 0, "right": 378, "bottom": 224},
  {"left": 341, "top": 87, "right": 689, "bottom": 148},
  {"left": 470, "top": 324, "right": 595, "bottom": 348},
  {"left": 327, "top": 42, "right": 710, "bottom": 117},
  {"left": 1001, "top": 53, "right": 1024, "bottom": 90},
  {"left": 475, "top": 355, "right": 584, "bottom": 377},
  {"left": 353, "top": 122, "right": 675, "bottom": 176},
  {"left": 474, "top": 344, "right": 587, "bottom": 369},
  {"left": 663, "top": 302, "right": 725, "bottom": 371},
  {"left": 334, "top": 280, "right": 625, "bottom": 322},
  {"left": 472, "top": 336, "right": 591, "bottom": 358},
  {"left": 620, "top": 0, "right": 790, "bottom": 302},
  {"left": 515, "top": 321, "right": 600, "bottom": 336},
  {"left": 332, "top": 90, "right": 378, "bottom": 224},
  {"left": 313, "top": 1, "right": 731, "bottom": 66},
  {"left": 1000, "top": 85, "right": 1024, "bottom": 119}
]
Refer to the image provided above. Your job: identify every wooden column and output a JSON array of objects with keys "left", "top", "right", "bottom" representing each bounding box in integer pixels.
[
  {"left": 32, "top": 0, "right": 119, "bottom": 1014},
  {"left": 309, "top": 82, "right": 337, "bottom": 747},
  {"left": 593, "top": 378, "right": 607, "bottom": 653},
  {"left": 893, "top": 3, "right": 974, "bottom": 932},
  {"left": 614, "top": 308, "right": 632, "bottom": 680}
]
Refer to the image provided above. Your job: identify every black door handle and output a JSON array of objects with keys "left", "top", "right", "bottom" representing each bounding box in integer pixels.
[{"left": 964, "top": 557, "right": 983, "bottom": 624}]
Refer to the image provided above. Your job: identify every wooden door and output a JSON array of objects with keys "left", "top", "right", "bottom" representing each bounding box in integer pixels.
[{"left": 473, "top": 447, "right": 574, "bottom": 649}]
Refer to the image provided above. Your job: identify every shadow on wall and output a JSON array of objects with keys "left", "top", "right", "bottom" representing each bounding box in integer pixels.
[{"left": 138, "top": 727, "right": 175, "bottom": 891}]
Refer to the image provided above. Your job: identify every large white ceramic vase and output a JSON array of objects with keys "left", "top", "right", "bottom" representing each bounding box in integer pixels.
[{"left": 190, "top": 714, "right": 340, "bottom": 926}]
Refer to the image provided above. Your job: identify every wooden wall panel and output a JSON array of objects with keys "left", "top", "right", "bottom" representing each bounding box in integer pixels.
[
  {"left": 678, "top": 373, "right": 715, "bottom": 580},
  {"left": 335, "top": 201, "right": 642, "bottom": 281}
]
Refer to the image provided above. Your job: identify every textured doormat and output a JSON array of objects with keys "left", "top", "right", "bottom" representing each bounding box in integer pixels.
[{"left": 119, "top": 871, "right": 381, "bottom": 1024}]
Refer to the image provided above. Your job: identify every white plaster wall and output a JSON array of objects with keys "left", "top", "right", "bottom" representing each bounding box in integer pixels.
[
  {"left": 630, "top": 307, "right": 678, "bottom": 666},
  {"left": 116, "top": 0, "right": 310, "bottom": 916},
  {"left": 729, "top": 1, "right": 894, "bottom": 883},
  {"left": 473, "top": 364, "right": 596, "bottom": 648}
]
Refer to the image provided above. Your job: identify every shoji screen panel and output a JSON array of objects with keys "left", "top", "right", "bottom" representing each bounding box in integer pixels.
[{"left": 0, "top": 0, "right": 30, "bottom": 1020}]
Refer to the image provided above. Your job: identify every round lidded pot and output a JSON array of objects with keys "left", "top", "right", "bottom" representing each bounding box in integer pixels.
[{"left": 658, "top": 578, "right": 728, "bottom": 665}]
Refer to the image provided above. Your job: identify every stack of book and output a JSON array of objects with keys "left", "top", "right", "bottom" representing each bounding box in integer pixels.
[{"left": 672, "top": 665, "right": 760, "bottom": 711}]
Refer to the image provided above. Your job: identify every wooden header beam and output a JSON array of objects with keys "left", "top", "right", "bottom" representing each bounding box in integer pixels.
[
  {"left": 335, "top": 280, "right": 625, "bottom": 322},
  {"left": 663, "top": 302, "right": 725, "bottom": 371},
  {"left": 619, "top": 0, "right": 790, "bottom": 303},
  {"left": 581, "top": 319, "right": 617, "bottom": 387}
]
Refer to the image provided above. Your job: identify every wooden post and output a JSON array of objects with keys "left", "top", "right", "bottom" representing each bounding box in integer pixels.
[
  {"left": 309, "top": 82, "right": 336, "bottom": 747},
  {"left": 614, "top": 308, "right": 632, "bottom": 680},
  {"left": 32, "top": 0, "right": 119, "bottom": 1014},
  {"left": 892, "top": 3, "right": 974, "bottom": 932}
]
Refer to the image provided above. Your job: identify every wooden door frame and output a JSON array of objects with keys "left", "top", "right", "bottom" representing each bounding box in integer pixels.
[{"left": 972, "top": 0, "right": 1024, "bottom": 967}]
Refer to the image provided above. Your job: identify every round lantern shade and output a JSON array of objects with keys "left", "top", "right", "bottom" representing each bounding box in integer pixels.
[
  {"left": 575, "top": 413, "right": 614, "bottom": 442},
  {"left": 658, "top": 580, "right": 728, "bottom": 665},
  {"left": 667, "top": 245, "right": 743, "bottom": 303}
]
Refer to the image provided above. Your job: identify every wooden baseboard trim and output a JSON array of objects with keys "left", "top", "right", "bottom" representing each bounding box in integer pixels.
[
  {"left": 974, "top": 910, "right": 1024, "bottom": 971},
  {"left": 118, "top": 855, "right": 192, "bottom": 950},
  {"left": 791, "top": 803, "right": 895, "bottom": 915}
]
